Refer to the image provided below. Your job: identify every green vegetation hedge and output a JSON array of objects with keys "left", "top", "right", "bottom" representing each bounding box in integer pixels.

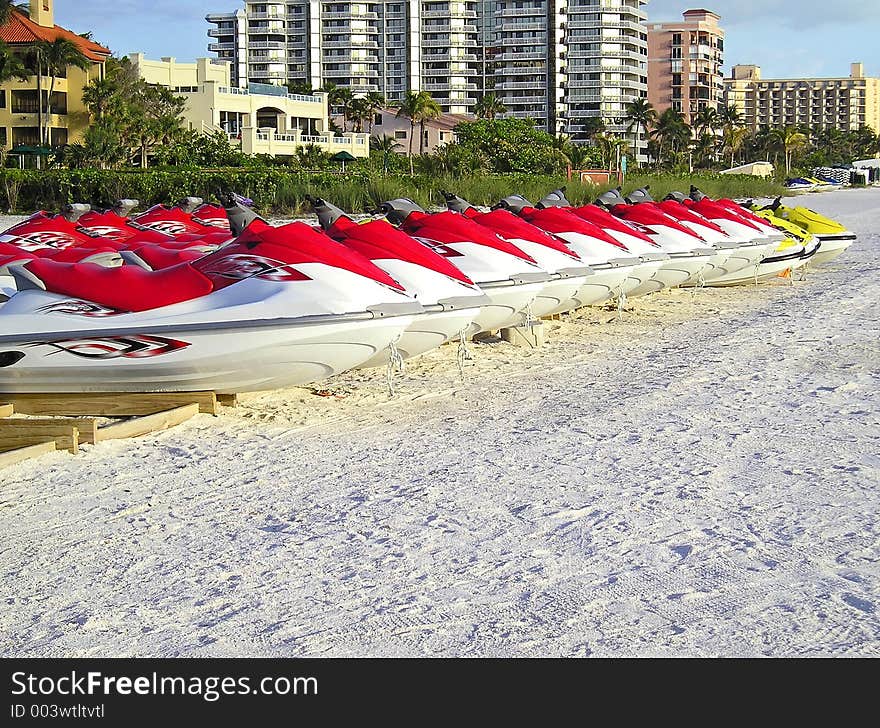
[{"left": 0, "top": 168, "right": 787, "bottom": 216}]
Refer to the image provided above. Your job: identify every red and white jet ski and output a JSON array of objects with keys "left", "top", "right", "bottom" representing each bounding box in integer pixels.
[
  {"left": 0, "top": 204, "right": 422, "bottom": 394},
  {"left": 309, "top": 196, "right": 489, "bottom": 367}
]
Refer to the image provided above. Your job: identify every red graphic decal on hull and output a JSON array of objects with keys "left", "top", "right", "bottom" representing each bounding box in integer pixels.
[
  {"left": 32, "top": 335, "right": 191, "bottom": 360},
  {"left": 37, "top": 300, "right": 123, "bottom": 318}
]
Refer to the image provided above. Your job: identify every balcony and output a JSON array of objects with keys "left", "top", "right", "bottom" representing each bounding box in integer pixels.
[
  {"left": 322, "top": 11, "right": 379, "bottom": 20},
  {"left": 209, "top": 43, "right": 235, "bottom": 52},
  {"left": 422, "top": 82, "right": 478, "bottom": 91}
]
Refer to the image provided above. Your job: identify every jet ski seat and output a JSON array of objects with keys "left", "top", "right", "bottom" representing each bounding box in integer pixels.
[
  {"left": 17, "top": 258, "right": 214, "bottom": 312},
  {"left": 124, "top": 246, "right": 206, "bottom": 271}
]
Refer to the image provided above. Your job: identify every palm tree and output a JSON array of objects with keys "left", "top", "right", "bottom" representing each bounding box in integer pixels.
[
  {"left": 0, "top": 1, "right": 24, "bottom": 25},
  {"left": 347, "top": 97, "right": 370, "bottom": 133},
  {"left": 624, "top": 97, "right": 656, "bottom": 161},
  {"left": 717, "top": 103, "right": 743, "bottom": 130},
  {"left": 722, "top": 126, "right": 748, "bottom": 168},
  {"left": 0, "top": 41, "right": 27, "bottom": 84},
  {"left": 82, "top": 77, "right": 118, "bottom": 119},
  {"left": 693, "top": 106, "right": 719, "bottom": 139},
  {"left": 394, "top": 90, "right": 441, "bottom": 174},
  {"left": 325, "top": 84, "right": 353, "bottom": 131},
  {"left": 783, "top": 126, "right": 809, "bottom": 174},
  {"left": 474, "top": 93, "right": 507, "bottom": 120},
  {"left": 580, "top": 116, "right": 606, "bottom": 144},
  {"left": 650, "top": 107, "right": 690, "bottom": 168},
  {"left": 37, "top": 38, "right": 90, "bottom": 146},
  {"left": 363, "top": 91, "right": 386, "bottom": 134},
  {"left": 370, "top": 133, "right": 401, "bottom": 175}
]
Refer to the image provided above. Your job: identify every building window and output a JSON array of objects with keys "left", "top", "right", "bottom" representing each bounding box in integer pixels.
[
  {"left": 0, "top": 90, "right": 5, "bottom": 109},
  {"left": 394, "top": 130, "right": 407, "bottom": 140}
]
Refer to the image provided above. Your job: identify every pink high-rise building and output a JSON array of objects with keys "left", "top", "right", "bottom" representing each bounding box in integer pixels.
[{"left": 647, "top": 9, "right": 724, "bottom": 125}]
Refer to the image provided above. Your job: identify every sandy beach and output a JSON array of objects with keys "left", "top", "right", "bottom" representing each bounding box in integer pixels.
[{"left": 1, "top": 187, "right": 878, "bottom": 656}]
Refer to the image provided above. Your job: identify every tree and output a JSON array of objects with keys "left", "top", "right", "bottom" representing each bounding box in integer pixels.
[
  {"left": 36, "top": 38, "right": 91, "bottom": 146},
  {"left": 81, "top": 77, "right": 118, "bottom": 119},
  {"left": 650, "top": 107, "right": 690, "bottom": 168},
  {"left": 624, "top": 97, "right": 656, "bottom": 162},
  {"left": 370, "top": 133, "right": 401, "bottom": 175},
  {"left": 595, "top": 134, "right": 630, "bottom": 172},
  {"left": 363, "top": 91, "right": 386, "bottom": 134},
  {"left": 580, "top": 116, "right": 606, "bottom": 144},
  {"left": 286, "top": 79, "right": 314, "bottom": 95},
  {"left": 347, "top": 97, "right": 370, "bottom": 133},
  {"left": 474, "top": 93, "right": 507, "bottom": 120},
  {"left": 295, "top": 142, "right": 329, "bottom": 170},
  {"left": 0, "top": 41, "right": 27, "bottom": 84},
  {"left": 0, "top": 0, "right": 24, "bottom": 25},
  {"left": 80, "top": 57, "right": 187, "bottom": 168},
  {"left": 129, "top": 83, "right": 185, "bottom": 168},
  {"left": 783, "top": 126, "right": 809, "bottom": 174},
  {"left": 693, "top": 106, "right": 719, "bottom": 139},
  {"left": 394, "top": 90, "right": 441, "bottom": 175},
  {"left": 451, "top": 117, "right": 569, "bottom": 175},
  {"left": 722, "top": 125, "right": 748, "bottom": 168},
  {"left": 325, "top": 84, "right": 354, "bottom": 131}
]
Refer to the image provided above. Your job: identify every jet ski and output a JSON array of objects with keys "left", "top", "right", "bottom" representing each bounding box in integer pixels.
[
  {"left": 758, "top": 197, "right": 855, "bottom": 266},
  {"left": 308, "top": 196, "right": 488, "bottom": 367},
  {"left": 129, "top": 198, "right": 233, "bottom": 246},
  {"left": 491, "top": 193, "right": 643, "bottom": 303},
  {"left": 378, "top": 198, "right": 552, "bottom": 333},
  {"left": 617, "top": 186, "right": 736, "bottom": 283},
  {"left": 659, "top": 191, "right": 768, "bottom": 281},
  {"left": 77, "top": 199, "right": 225, "bottom": 251},
  {"left": 534, "top": 189, "right": 671, "bottom": 298},
  {"left": 596, "top": 188, "right": 716, "bottom": 288},
  {"left": 784, "top": 178, "right": 816, "bottom": 191},
  {"left": 0, "top": 202, "right": 423, "bottom": 394},
  {"left": 441, "top": 191, "right": 601, "bottom": 311}
]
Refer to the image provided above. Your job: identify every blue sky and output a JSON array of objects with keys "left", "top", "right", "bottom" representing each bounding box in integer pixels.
[{"left": 55, "top": 0, "right": 880, "bottom": 80}]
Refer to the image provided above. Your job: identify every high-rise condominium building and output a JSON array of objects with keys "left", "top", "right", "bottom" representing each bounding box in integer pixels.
[
  {"left": 206, "top": 1, "right": 649, "bottom": 146},
  {"left": 724, "top": 63, "right": 880, "bottom": 133},
  {"left": 646, "top": 9, "right": 724, "bottom": 125},
  {"left": 208, "top": 1, "right": 483, "bottom": 113}
]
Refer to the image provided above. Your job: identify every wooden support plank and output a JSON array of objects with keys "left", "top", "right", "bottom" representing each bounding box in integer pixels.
[
  {"left": 217, "top": 393, "right": 238, "bottom": 408},
  {"left": 96, "top": 403, "right": 200, "bottom": 442},
  {"left": 0, "top": 440, "right": 57, "bottom": 469},
  {"left": 0, "top": 418, "right": 98, "bottom": 445},
  {"left": 0, "top": 404, "right": 14, "bottom": 418},
  {"left": 0, "top": 423, "right": 78, "bottom": 454},
  {"left": 2, "top": 392, "right": 219, "bottom": 417}
]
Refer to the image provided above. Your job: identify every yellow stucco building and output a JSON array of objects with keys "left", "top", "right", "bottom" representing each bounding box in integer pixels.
[
  {"left": 130, "top": 54, "right": 369, "bottom": 159},
  {"left": 0, "top": 0, "right": 109, "bottom": 151}
]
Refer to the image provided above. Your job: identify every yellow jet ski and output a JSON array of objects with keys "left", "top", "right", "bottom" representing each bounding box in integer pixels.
[
  {"left": 762, "top": 198, "right": 855, "bottom": 265},
  {"left": 749, "top": 209, "right": 820, "bottom": 277}
]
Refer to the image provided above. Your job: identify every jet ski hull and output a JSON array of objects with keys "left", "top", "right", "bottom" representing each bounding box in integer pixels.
[
  {"left": 621, "top": 260, "right": 665, "bottom": 298},
  {"left": 573, "top": 265, "right": 633, "bottom": 306},
  {"left": 0, "top": 312, "right": 419, "bottom": 394},
  {"left": 531, "top": 276, "right": 591, "bottom": 317},
  {"left": 357, "top": 307, "right": 482, "bottom": 368},
  {"left": 471, "top": 279, "right": 547, "bottom": 333},
  {"left": 810, "top": 235, "right": 855, "bottom": 266}
]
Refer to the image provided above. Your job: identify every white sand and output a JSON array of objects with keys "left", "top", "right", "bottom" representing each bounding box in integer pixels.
[{"left": 1, "top": 188, "right": 878, "bottom": 656}]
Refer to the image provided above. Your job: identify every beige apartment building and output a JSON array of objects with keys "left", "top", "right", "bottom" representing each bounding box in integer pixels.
[
  {"left": 0, "top": 0, "right": 110, "bottom": 152},
  {"left": 724, "top": 63, "right": 880, "bottom": 132},
  {"left": 130, "top": 54, "right": 369, "bottom": 158},
  {"left": 647, "top": 8, "right": 724, "bottom": 126}
]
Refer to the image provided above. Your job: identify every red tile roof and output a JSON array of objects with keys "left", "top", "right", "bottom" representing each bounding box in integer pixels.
[{"left": 0, "top": 10, "right": 110, "bottom": 63}]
